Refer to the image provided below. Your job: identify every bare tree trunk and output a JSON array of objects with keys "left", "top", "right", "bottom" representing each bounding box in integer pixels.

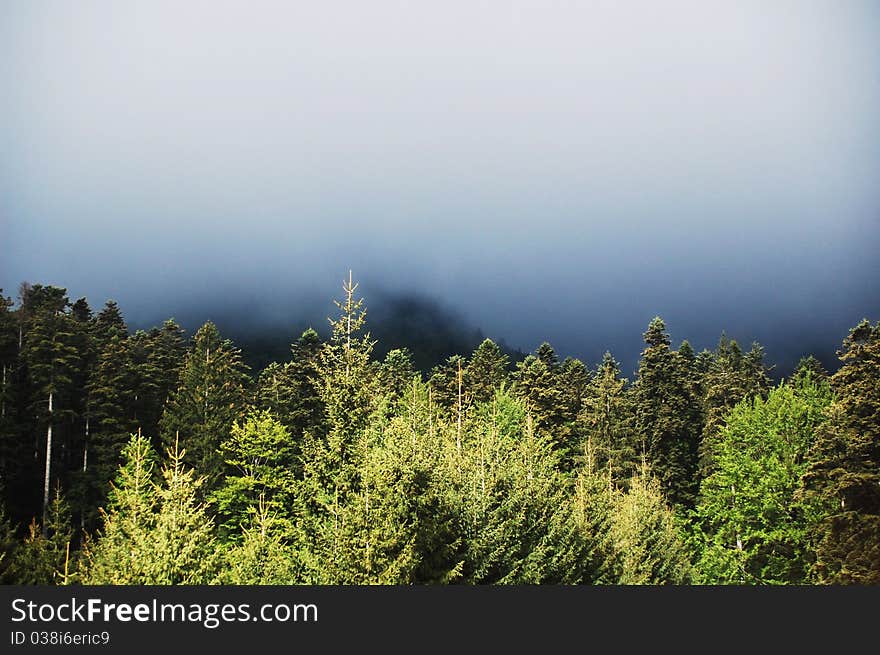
[
  {"left": 81, "top": 415, "right": 89, "bottom": 532},
  {"left": 42, "top": 391, "right": 53, "bottom": 533},
  {"left": 456, "top": 359, "right": 463, "bottom": 455}
]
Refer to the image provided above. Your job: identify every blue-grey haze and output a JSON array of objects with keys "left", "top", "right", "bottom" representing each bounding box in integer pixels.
[{"left": 2, "top": 1, "right": 879, "bottom": 375}]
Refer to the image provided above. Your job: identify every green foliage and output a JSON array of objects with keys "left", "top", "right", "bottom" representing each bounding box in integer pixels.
[
  {"left": 579, "top": 352, "right": 637, "bottom": 484},
  {"left": 86, "top": 328, "right": 137, "bottom": 504},
  {"left": 378, "top": 348, "right": 417, "bottom": 406},
  {"left": 8, "top": 485, "right": 74, "bottom": 585},
  {"left": 212, "top": 410, "right": 297, "bottom": 541},
  {"left": 695, "top": 379, "right": 831, "bottom": 584},
  {"left": 801, "top": 319, "right": 880, "bottom": 584},
  {"left": 147, "top": 443, "right": 220, "bottom": 584},
  {"left": 512, "top": 343, "right": 580, "bottom": 466},
  {"left": 699, "top": 336, "right": 773, "bottom": 477},
  {"left": 81, "top": 433, "right": 159, "bottom": 584},
  {"left": 160, "top": 321, "right": 251, "bottom": 490},
  {"left": 609, "top": 468, "right": 693, "bottom": 584},
  {"left": 455, "top": 390, "right": 603, "bottom": 584},
  {"left": 0, "top": 498, "right": 17, "bottom": 584},
  {"left": 467, "top": 339, "right": 509, "bottom": 405},
  {"left": 219, "top": 499, "right": 304, "bottom": 584},
  {"left": 255, "top": 328, "right": 324, "bottom": 443},
  {"left": 633, "top": 318, "right": 702, "bottom": 507},
  {"left": 4, "top": 276, "right": 878, "bottom": 588},
  {"left": 83, "top": 434, "right": 218, "bottom": 584}
]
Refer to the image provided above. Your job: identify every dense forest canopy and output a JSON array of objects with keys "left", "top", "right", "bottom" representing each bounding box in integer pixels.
[{"left": 0, "top": 276, "right": 877, "bottom": 585}]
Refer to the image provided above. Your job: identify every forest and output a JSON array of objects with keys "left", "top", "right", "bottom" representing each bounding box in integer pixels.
[{"left": 0, "top": 275, "right": 877, "bottom": 585}]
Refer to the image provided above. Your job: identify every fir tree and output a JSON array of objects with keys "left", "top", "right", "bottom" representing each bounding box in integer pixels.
[
  {"left": 80, "top": 433, "right": 158, "bottom": 584},
  {"left": 146, "top": 441, "right": 220, "bottom": 584},
  {"left": 792, "top": 355, "right": 828, "bottom": 385},
  {"left": 295, "top": 272, "right": 379, "bottom": 581},
  {"left": 609, "top": 466, "right": 693, "bottom": 584},
  {"left": 579, "top": 352, "right": 637, "bottom": 484},
  {"left": 466, "top": 339, "right": 509, "bottom": 404},
  {"left": 699, "top": 335, "right": 772, "bottom": 477},
  {"left": 801, "top": 319, "right": 880, "bottom": 584},
  {"left": 212, "top": 410, "right": 297, "bottom": 541},
  {"left": 378, "top": 348, "right": 417, "bottom": 406},
  {"left": 20, "top": 285, "right": 80, "bottom": 528},
  {"left": 220, "top": 498, "right": 304, "bottom": 584},
  {"left": 160, "top": 322, "right": 250, "bottom": 490},
  {"left": 633, "top": 318, "right": 701, "bottom": 508},
  {"left": 8, "top": 484, "right": 74, "bottom": 584}
]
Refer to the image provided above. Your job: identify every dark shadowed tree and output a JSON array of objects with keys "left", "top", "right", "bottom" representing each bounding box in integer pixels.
[
  {"left": 160, "top": 322, "right": 251, "bottom": 490},
  {"left": 801, "top": 319, "right": 880, "bottom": 584}
]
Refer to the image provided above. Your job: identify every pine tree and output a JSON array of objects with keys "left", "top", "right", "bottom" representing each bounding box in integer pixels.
[
  {"left": 428, "top": 354, "right": 469, "bottom": 414},
  {"left": 85, "top": 327, "right": 137, "bottom": 519},
  {"left": 93, "top": 300, "right": 126, "bottom": 344},
  {"left": 81, "top": 433, "right": 157, "bottom": 584},
  {"left": 295, "top": 272, "right": 379, "bottom": 582},
  {"left": 633, "top": 318, "right": 701, "bottom": 508},
  {"left": 220, "top": 498, "right": 304, "bottom": 584},
  {"left": 212, "top": 410, "right": 297, "bottom": 541},
  {"left": 579, "top": 352, "right": 637, "bottom": 484},
  {"left": 0, "top": 290, "right": 22, "bottom": 503},
  {"left": 141, "top": 320, "right": 187, "bottom": 444},
  {"left": 699, "top": 335, "right": 772, "bottom": 477},
  {"left": 8, "top": 484, "right": 74, "bottom": 584},
  {"left": 378, "top": 348, "right": 417, "bottom": 406},
  {"left": 147, "top": 441, "right": 220, "bottom": 584},
  {"left": 20, "top": 285, "right": 81, "bottom": 528},
  {"left": 793, "top": 355, "right": 828, "bottom": 385},
  {"left": 255, "top": 328, "right": 325, "bottom": 451},
  {"left": 160, "top": 322, "right": 250, "bottom": 490},
  {"left": 0, "top": 493, "right": 18, "bottom": 583},
  {"left": 558, "top": 356, "right": 590, "bottom": 429},
  {"left": 455, "top": 389, "right": 591, "bottom": 583},
  {"left": 512, "top": 345, "right": 568, "bottom": 452},
  {"left": 466, "top": 339, "right": 509, "bottom": 404},
  {"left": 801, "top": 319, "right": 880, "bottom": 584},
  {"left": 609, "top": 466, "right": 693, "bottom": 584}
]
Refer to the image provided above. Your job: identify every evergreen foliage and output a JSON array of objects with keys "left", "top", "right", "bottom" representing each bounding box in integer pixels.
[
  {"left": 0, "top": 275, "right": 876, "bottom": 587},
  {"left": 801, "top": 320, "right": 880, "bottom": 584}
]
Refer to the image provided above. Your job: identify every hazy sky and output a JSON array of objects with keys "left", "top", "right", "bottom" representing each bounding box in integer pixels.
[{"left": 2, "top": 1, "right": 879, "bottom": 373}]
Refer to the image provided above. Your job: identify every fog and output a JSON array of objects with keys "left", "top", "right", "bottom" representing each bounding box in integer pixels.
[{"left": 2, "top": 1, "right": 879, "bottom": 375}]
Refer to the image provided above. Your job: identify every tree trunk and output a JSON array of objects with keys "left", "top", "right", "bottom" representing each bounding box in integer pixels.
[{"left": 42, "top": 391, "right": 53, "bottom": 533}]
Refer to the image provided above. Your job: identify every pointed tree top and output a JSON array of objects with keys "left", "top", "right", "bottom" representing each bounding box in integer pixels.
[{"left": 643, "top": 316, "right": 670, "bottom": 348}]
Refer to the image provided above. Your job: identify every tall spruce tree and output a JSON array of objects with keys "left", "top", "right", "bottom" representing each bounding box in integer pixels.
[
  {"left": 609, "top": 466, "right": 693, "bottom": 584},
  {"left": 8, "top": 484, "right": 74, "bottom": 584},
  {"left": 512, "top": 344, "right": 569, "bottom": 454},
  {"left": 295, "top": 272, "right": 379, "bottom": 581},
  {"left": 147, "top": 441, "right": 220, "bottom": 584},
  {"left": 579, "top": 352, "right": 637, "bottom": 484},
  {"left": 466, "top": 339, "right": 509, "bottom": 405},
  {"left": 85, "top": 324, "right": 137, "bottom": 521},
  {"left": 801, "top": 319, "right": 880, "bottom": 584},
  {"left": 0, "top": 290, "right": 21, "bottom": 501},
  {"left": 159, "top": 322, "right": 250, "bottom": 490},
  {"left": 699, "top": 335, "right": 772, "bottom": 477},
  {"left": 20, "top": 285, "right": 80, "bottom": 528},
  {"left": 80, "top": 433, "right": 158, "bottom": 584},
  {"left": 212, "top": 410, "right": 297, "bottom": 541},
  {"left": 633, "top": 318, "right": 701, "bottom": 508}
]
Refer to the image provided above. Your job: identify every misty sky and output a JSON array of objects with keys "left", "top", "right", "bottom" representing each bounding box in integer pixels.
[{"left": 2, "top": 1, "right": 879, "bottom": 374}]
